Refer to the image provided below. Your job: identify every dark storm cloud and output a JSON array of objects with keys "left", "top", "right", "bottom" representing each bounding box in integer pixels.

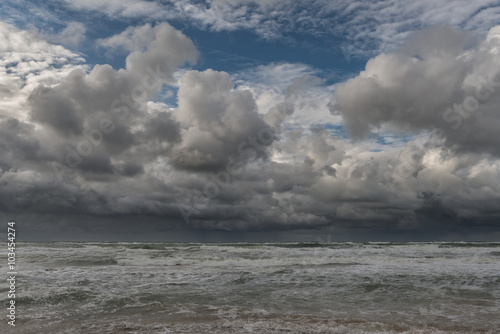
[
  {"left": 29, "top": 85, "right": 83, "bottom": 136},
  {"left": 142, "top": 111, "right": 182, "bottom": 144},
  {"left": 0, "top": 118, "right": 41, "bottom": 164}
]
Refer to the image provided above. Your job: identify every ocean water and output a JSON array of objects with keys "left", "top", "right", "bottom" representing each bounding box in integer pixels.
[{"left": 2, "top": 241, "right": 500, "bottom": 333}]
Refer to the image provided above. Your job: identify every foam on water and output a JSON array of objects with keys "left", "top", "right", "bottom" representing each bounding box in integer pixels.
[{"left": 2, "top": 242, "right": 499, "bottom": 333}]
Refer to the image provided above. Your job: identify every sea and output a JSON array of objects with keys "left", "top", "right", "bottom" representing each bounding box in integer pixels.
[{"left": 2, "top": 241, "right": 500, "bottom": 333}]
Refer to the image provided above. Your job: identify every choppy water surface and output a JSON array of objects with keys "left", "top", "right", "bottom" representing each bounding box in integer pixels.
[{"left": 2, "top": 242, "right": 499, "bottom": 333}]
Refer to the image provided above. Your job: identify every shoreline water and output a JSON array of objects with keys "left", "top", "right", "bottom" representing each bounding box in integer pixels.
[{"left": 2, "top": 241, "right": 499, "bottom": 333}]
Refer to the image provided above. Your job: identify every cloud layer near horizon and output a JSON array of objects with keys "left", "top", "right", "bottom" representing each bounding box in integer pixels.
[{"left": 1, "top": 19, "right": 500, "bottom": 239}]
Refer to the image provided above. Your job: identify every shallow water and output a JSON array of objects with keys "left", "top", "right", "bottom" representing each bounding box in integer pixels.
[{"left": 2, "top": 242, "right": 499, "bottom": 333}]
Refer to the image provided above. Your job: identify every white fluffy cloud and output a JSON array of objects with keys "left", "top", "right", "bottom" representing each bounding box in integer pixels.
[
  {"left": 0, "top": 22, "right": 86, "bottom": 120},
  {"left": 99, "top": 22, "right": 199, "bottom": 83},
  {"left": 232, "top": 63, "right": 339, "bottom": 129}
]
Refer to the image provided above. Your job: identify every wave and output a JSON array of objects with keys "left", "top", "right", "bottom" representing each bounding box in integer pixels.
[{"left": 438, "top": 242, "right": 500, "bottom": 248}]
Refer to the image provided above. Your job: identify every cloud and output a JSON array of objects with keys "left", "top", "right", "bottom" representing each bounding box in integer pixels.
[
  {"left": 0, "top": 21, "right": 86, "bottom": 119},
  {"left": 333, "top": 25, "right": 500, "bottom": 155},
  {"left": 28, "top": 22, "right": 198, "bottom": 138},
  {"left": 232, "top": 62, "right": 339, "bottom": 129},
  {"left": 46, "top": 22, "right": 87, "bottom": 48},
  {"left": 170, "top": 69, "right": 272, "bottom": 171},
  {"left": 62, "top": 0, "right": 165, "bottom": 19},
  {"left": 98, "top": 23, "right": 163, "bottom": 53},
  {"left": 15, "top": 22, "right": 197, "bottom": 186},
  {"left": 100, "top": 22, "right": 199, "bottom": 83},
  {"left": 1, "top": 20, "right": 500, "bottom": 239},
  {"left": 29, "top": 85, "right": 83, "bottom": 135}
]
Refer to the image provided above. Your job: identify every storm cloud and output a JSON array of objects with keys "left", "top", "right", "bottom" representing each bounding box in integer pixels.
[{"left": 1, "top": 16, "right": 500, "bottom": 241}]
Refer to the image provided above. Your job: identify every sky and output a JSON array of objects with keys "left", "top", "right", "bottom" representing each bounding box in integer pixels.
[{"left": 1, "top": 0, "right": 500, "bottom": 241}]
